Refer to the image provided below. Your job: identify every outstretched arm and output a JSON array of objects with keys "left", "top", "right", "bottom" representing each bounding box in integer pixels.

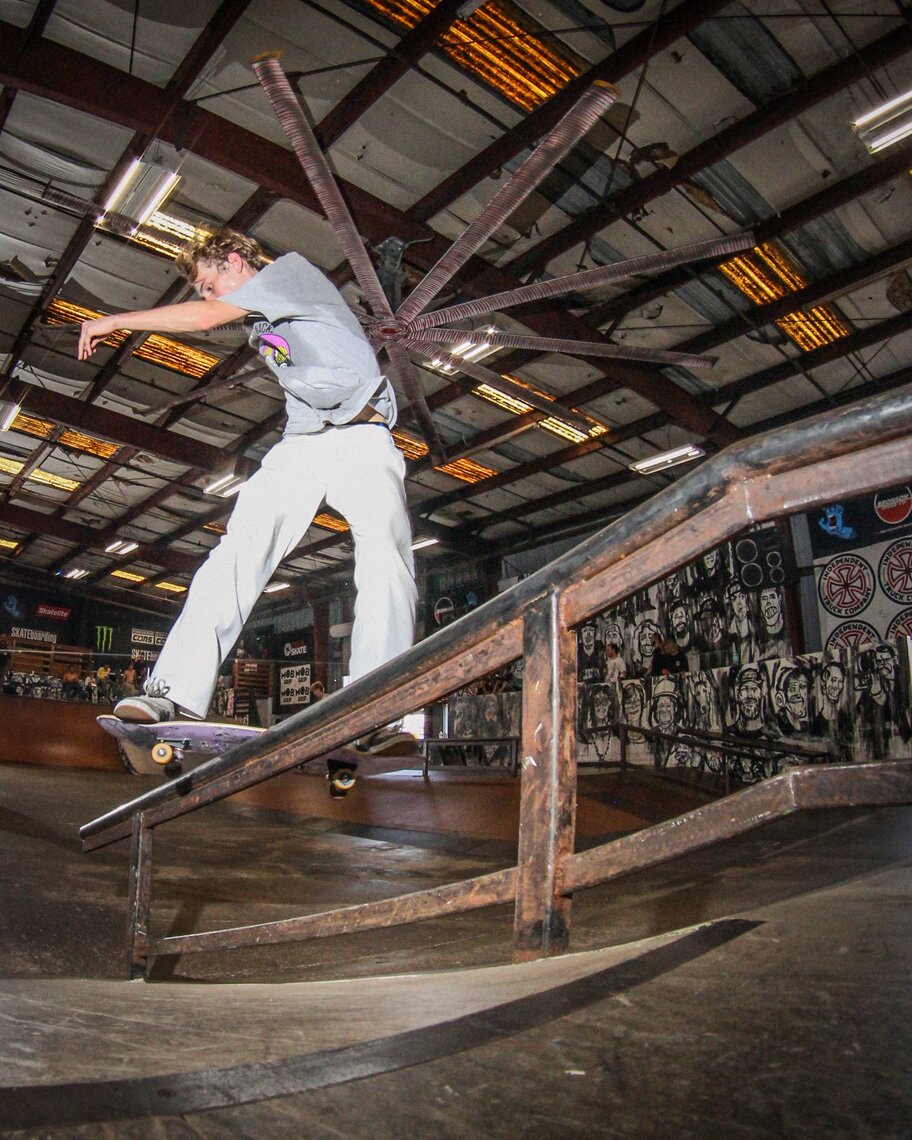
[{"left": 77, "top": 298, "right": 249, "bottom": 360}]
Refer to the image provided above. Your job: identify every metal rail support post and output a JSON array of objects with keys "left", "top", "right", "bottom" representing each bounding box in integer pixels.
[
  {"left": 513, "top": 591, "right": 578, "bottom": 960},
  {"left": 126, "top": 812, "right": 153, "bottom": 979}
]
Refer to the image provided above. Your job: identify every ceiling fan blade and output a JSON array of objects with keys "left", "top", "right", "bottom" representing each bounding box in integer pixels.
[
  {"left": 395, "top": 81, "right": 618, "bottom": 325},
  {"left": 404, "top": 338, "right": 600, "bottom": 435},
  {"left": 418, "top": 327, "right": 717, "bottom": 369},
  {"left": 409, "top": 232, "right": 756, "bottom": 332},
  {"left": 384, "top": 340, "right": 448, "bottom": 465},
  {"left": 250, "top": 53, "right": 394, "bottom": 319}
]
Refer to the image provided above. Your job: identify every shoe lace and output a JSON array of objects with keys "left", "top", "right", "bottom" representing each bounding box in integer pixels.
[{"left": 143, "top": 678, "right": 171, "bottom": 699}]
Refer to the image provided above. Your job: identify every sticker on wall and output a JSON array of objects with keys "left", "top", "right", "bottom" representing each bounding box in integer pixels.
[
  {"left": 886, "top": 607, "right": 912, "bottom": 640},
  {"left": 825, "top": 621, "right": 880, "bottom": 654},
  {"left": 878, "top": 538, "right": 912, "bottom": 604},
  {"left": 874, "top": 486, "right": 912, "bottom": 527},
  {"left": 818, "top": 554, "right": 876, "bottom": 617}
]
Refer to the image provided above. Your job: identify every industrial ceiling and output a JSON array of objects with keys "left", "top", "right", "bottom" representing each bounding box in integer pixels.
[{"left": 0, "top": 0, "right": 911, "bottom": 616}]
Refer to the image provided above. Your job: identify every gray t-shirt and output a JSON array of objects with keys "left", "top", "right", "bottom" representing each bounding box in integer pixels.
[{"left": 223, "top": 252, "right": 396, "bottom": 434}]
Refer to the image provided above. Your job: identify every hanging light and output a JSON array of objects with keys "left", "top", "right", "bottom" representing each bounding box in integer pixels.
[
  {"left": 630, "top": 444, "right": 705, "bottom": 475},
  {"left": 853, "top": 89, "right": 912, "bottom": 154},
  {"left": 0, "top": 401, "right": 21, "bottom": 431}
]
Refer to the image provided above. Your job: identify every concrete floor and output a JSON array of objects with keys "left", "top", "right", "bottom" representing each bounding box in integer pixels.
[{"left": 1, "top": 759, "right": 911, "bottom": 1137}]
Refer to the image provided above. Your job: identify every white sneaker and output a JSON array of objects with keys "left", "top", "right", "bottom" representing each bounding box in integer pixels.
[{"left": 113, "top": 694, "right": 176, "bottom": 723}]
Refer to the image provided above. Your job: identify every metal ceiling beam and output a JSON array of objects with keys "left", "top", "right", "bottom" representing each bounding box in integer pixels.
[
  {"left": 408, "top": 0, "right": 729, "bottom": 224},
  {"left": 0, "top": 20, "right": 737, "bottom": 444},
  {"left": 677, "top": 237, "right": 912, "bottom": 356},
  {"left": 0, "top": 501, "right": 198, "bottom": 573},
  {"left": 315, "top": 0, "right": 467, "bottom": 148},
  {"left": 582, "top": 130, "right": 912, "bottom": 330},
  {"left": 5, "top": 385, "right": 226, "bottom": 472},
  {"left": 507, "top": 22, "right": 912, "bottom": 279},
  {"left": 711, "top": 308, "right": 912, "bottom": 409}
]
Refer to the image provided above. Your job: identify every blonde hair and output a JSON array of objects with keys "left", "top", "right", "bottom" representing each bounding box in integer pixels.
[{"left": 175, "top": 227, "right": 268, "bottom": 279}]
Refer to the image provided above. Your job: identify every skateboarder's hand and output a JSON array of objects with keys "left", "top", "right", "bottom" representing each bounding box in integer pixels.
[{"left": 78, "top": 316, "right": 119, "bottom": 360}]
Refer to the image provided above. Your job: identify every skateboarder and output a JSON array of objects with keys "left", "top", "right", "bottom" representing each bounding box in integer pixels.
[{"left": 78, "top": 229, "right": 417, "bottom": 753}]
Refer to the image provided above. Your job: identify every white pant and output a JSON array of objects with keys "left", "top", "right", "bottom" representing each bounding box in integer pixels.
[{"left": 149, "top": 425, "right": 416, "bottom": 718}]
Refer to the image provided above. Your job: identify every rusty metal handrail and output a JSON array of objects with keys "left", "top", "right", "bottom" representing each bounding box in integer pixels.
[
  {"left": 136, "top": 759, "right": 912, "bottom": 962},
  {"left": 81, "top": 389, "right": 912, "bottom": 853},
  {"left": 82, "top": 391, "right": 912, "bottom": 976}
]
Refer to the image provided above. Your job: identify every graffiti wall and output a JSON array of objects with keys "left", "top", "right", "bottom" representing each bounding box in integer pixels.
[
  {"left": 450, "top": 638, "right": 912, "bottom": 780},
  {"left": 575, "top": 522, "right": 797, "bottom": 677}
]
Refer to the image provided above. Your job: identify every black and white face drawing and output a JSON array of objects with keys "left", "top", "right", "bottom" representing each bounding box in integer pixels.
[
  {"left": 590, "top": 684, "right": 615, "bottom": 730},
  {"left": 669, "top": 602, "right": 691, "bottom": 649},
  {"left": 621, "top": 680, "right": 646, "bottom": 726},
  {"left": 775, "top": 665, "right": 810, "bottom": 731},
  {"left": 819, "top": 662, "right": 845, "bottom": 713},
  {"left": 732, "top": 665, "right": 766, "bottom": 733},
  {"left": 633, "top": 619, "right": 660, "bottom": 671},
  {"left": 759, "top": 587, "right": 784, "bottom": 634},
  {"left": 650, "top": 684, "right": 681, "bottom": 734},
  {"left": 689, "top": 672, "right": 721, "bottom": 731}
]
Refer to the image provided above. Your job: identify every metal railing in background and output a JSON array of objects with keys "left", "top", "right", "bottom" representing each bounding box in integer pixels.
[{"left": 80, "top": 391, "right": 912, "bottom": 976}]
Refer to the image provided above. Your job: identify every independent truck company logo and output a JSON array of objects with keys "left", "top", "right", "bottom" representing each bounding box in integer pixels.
[
  {"left": 887, "top": 608, "right": 912, "bottom": 640},
  {"left": 818, "top": 554, "right": 875, "bottom": 617},
  {"left": 874, "top": 486, "right": 912, "bottom": 526},
  {"left": 879, "top": 538, "right": 912, "bottom": 604},
  {"left": 95, "top": 625, "right": 114, "bottom": 653},
  {"left": 825, "top": 621, "right": 879, "bottom": 653}
]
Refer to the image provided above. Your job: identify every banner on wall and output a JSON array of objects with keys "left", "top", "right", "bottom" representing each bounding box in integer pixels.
[
  {"left": 270, "top": 625, "right": 315, "bottom": 710},
  {"left": 809, "top": 481, "right": 912, "bottom": 651},
  {"left": 278, "top": 662, "right": 312, "bottom": 710},
  {"left": 0, "top": 584, "right": 77, "bottom": 644}
]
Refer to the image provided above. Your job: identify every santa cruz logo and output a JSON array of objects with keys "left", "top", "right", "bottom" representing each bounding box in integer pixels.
[
  {"left": 818, "top": 554, "right": 875, "bottom": 617},
  {"left": 874, "top": 486, "right": 912, "bottom": 526},
  {"left": 879, "top": 538, "right": 912, "bottom": 604}
]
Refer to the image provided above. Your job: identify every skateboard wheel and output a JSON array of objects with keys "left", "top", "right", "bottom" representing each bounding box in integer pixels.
[
  {"left": 151, "top": 742, "right": 174, "bottom": 766},
  {"left": 164, "top": 759, "right": 184, "bottom": 779},
  {"left": 330, "top": 768, "right": 356, "bottom": 792}
]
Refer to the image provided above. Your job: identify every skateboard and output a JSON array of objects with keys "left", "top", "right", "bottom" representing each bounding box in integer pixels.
[{"left": 97, "top": 716, "right": 361, "bottom": 795}]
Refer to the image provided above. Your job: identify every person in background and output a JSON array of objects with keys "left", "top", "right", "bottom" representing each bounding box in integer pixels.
[
  {"left": 95, "top": 662, "right": 113, "bottom": 703},
  {"left": 603, "top": 641, "right": 628, "bottom": 684},
  {"left": 650, "top": 637, "right": 688, "bottom": 676},
  {"left": 120, "top": 661, "right": 138, "bottom": 697},
  {"left": 61, "top": 663, "right": 82, "bottom": 700}
]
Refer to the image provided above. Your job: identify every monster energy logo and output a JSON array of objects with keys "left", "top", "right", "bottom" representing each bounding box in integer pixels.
[{"left": 95, "top": 625, "right": 114, "bottom": 653}]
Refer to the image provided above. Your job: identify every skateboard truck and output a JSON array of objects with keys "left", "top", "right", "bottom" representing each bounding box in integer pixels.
[{"left": 150, "top": 736, "right": 192, "bottom": 779}]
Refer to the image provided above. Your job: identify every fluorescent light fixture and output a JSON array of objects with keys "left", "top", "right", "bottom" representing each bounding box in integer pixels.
[
  {"left": 206, "top": 471, "right": 247, "bottom": 497},
  {"left": 102, "top": 159, "right": 182, "bottom": 228},
  {"left": 264, "top": 581, "right": 291, "bottom": 593},
  {"left": 630, "top": 444, "right": 705, "bottom": 475},
  {"left": 0, "top": 401, "right": 20, "bottom": 431},
  {"left": 63, "top": 568, "right": 89, "bottom": 579},
  {"left": 853, "top": 89, "right": 912, "bottom": 154},
  {"left": 411, "top": 536, "right": 440, "bottom": 551},
  {"left": 105, "top": 539, "right": 139, "bottom": 555}
]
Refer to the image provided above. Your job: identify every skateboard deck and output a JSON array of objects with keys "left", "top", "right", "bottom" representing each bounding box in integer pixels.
[
  {"left": 98, "top": 716, "right": 264, "bottom": 775},
  {"left": 97, "top": 715, "right": 418, "bottom": 795}
]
